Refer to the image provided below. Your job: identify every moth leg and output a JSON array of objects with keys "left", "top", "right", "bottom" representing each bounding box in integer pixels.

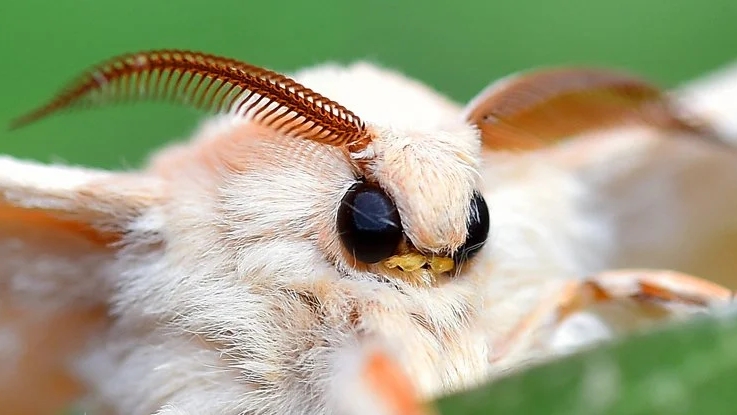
[
  {"left": 587, "top": 269, "right": 733, "bottom": 306},
  {"left": 488, "top": 280, "right": 589, "bottom": 364},
  {"left": 330, "top": 343, "right": 435, "bottom": 415},
  {"left": 490, "top": 269, "right": 734, "bottom": 364}
]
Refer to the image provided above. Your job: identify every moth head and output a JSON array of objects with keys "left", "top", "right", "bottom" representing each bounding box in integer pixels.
[
  {"left": 10, "top": 50, "right": 490, "bottom": 287},
  {"left": 336, "top": 123, "right": 488, "bottom": 282}
]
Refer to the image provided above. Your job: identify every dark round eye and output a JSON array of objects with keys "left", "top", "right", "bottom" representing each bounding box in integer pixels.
[
  {"left": 337, "top": 181, "right": 403, "bottom": 264},
  {"left": 455, "top": 191, "right": 490, "bottom": 263}
]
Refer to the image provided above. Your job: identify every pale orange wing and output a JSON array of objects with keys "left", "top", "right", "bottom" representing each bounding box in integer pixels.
[{"left": 0, "top": 156, "right": 164, "bottom": 414}]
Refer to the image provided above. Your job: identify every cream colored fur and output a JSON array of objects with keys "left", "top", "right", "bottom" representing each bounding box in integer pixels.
[{"left": 1, "top": 59, "right": 737, "bottom": 415}]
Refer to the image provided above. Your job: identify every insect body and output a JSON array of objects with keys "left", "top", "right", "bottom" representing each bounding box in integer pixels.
[{"left": 1, "top": 50, "right": 737, "bottom": 415}]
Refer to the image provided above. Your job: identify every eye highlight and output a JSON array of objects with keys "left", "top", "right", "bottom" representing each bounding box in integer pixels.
[
  {"left": 337, "top": 181, "right": 403, "bottom": 264},
  {"left": 454, "top": 191, "right": 490, "bottom": 264}
]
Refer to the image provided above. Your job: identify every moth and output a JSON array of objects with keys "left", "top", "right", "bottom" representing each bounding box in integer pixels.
[{"left": 2, "top": 50, "right": 737, "bottom": 415}]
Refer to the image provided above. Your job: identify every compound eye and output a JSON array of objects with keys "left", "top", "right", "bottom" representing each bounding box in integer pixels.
[
  {"left": 454, "top": 191, "right": 490, "bottom": 263},
  {"left": 337, "top": 181, "right": 403, "bottom": 264}
]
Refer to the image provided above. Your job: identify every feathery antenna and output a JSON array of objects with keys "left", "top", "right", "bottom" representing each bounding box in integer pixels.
[{"left": 10, "top": 50, "right": 373, "bottom": 152}]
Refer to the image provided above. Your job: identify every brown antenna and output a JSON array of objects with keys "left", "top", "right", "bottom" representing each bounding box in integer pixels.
[{"left": 9, "top": 50, "right": 373, "bottom": 153}]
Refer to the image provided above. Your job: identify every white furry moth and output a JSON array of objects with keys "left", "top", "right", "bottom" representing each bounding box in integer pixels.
[{"left": 2, "top": 49, "right": 737, "bottom": 415}]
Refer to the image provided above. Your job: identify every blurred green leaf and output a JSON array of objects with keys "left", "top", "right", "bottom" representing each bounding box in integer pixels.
[{"left": 435, "top": 310, "right": 737, "bottom": 415}]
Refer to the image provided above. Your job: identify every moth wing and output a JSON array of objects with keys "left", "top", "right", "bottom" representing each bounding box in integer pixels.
[
  {"left": 584, "top": 62, "right": 737, "bottom": 285},
  {"left": 0, "top": 155, "right": 165, "bottom": 414},
  {"left": 467, "top": 62, "right": 737, "bottom": 287}
]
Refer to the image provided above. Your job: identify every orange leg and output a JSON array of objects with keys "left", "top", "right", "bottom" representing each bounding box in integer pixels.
[
  {"left": 361, "top": 350, "right": 435, "bottom": 415},
  {"left": 331, "top": 342, "right": 436, "bottom": 415}
]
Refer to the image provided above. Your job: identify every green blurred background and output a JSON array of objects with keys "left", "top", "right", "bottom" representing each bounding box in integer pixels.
[{"left": 1, "top": 0, "right": 735, "bottom": 169}]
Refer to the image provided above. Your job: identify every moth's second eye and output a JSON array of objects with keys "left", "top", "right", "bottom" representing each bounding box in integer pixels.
[
  {"left": 337, "top": 181, "right": 403, "bottom": 264},
  {"left": 454, "top": 191, "right": 490, "bottom": 263}
]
